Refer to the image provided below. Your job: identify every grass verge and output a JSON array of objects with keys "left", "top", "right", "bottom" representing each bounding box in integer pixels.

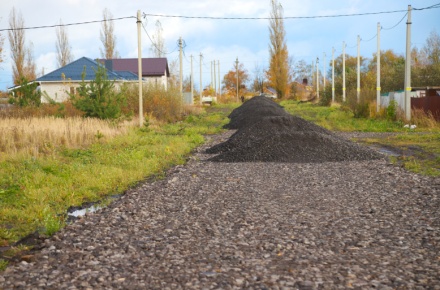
[
  {"left": 0, "top": 104, "right": 233, "bottom": 247},
  {"left": 282, "top": 100, "right": 440, "bottom": 176}
]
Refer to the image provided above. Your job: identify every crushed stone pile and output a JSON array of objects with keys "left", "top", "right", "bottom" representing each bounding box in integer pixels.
[
  {"left": 207, "top": 96, "right": 383, "bottom": 163},
  {"left": 223, "top": 95, "right": 288, "bottom": 130}
]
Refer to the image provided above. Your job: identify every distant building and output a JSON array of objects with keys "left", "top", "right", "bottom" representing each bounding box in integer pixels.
[{"left": 8, "top": 57, "right": 170, "bottom": 103}]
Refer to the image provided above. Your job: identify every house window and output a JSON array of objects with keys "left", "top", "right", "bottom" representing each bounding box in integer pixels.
[{"left": 70, "top": 87, "right": 75, "bottom": 95}]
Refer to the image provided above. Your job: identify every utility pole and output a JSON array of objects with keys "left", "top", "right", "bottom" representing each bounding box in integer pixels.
[
  {"left": 137, "top": 10, "right": 143, "bottom": 127},
  {"left": 323, "top": 52, "right": 326, "bottom": 89},
  {"left": 199, "top": 53, "right": 203, "bottom": 104},
  {"left": 357, "top": 35, "right": 361, "bottom": 103},
  {"left": 213, "top": 60, "right": 217, "bottom": 96},
  {"left": 179, "top": 37, "right": 183, "bottom": 97},
  {"left": 218, "top": 60, "right": 221, "bottom": 98},
  {"left": 235, "top": 57, "right": 239, "bottom": 102},
  {"left": 316, "top": 57, "right": 319, "bottom": 99},
  {"left": 342, "top": 41, "right": 346, "bottom": 102},
  {"left": 190, "top": 55, "right": 194, "bottom": 104},
  {"left": 211, "top": 61, "right": 213, "bottom": 90},
  {"left": 377, "top": 22, "right": 381, "bottom": 113},
  {"left": 332, "top": 47, "right": 335, "bottom": 103},
  {"left": 404, "top": 5, "right": 412, "bottom": 121}
]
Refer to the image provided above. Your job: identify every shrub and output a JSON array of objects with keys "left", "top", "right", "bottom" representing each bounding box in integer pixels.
[
  {"left": 124, "top": 84, "right": 183, "bottom": 123},
  {"left": 70, "top": 66, "right": 126, "bottom": 120},
  {"left": 8, "top": 77, "right": 41, "bottom": 107},
  {"left": 386, "top": 100, "right": 398, "bottom": 121}
]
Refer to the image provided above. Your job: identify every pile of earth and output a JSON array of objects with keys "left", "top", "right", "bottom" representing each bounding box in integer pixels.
[{"left": 206, "top": 96, "right": 383, "bottom": 163}]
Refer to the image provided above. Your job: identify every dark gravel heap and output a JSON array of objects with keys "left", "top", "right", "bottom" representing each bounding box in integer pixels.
[
  {"left": 208, "top": 96, "right": 383, "bottom": 163},
  {"left": 223, "top": 95, "right": 288, "bottom": 130}
]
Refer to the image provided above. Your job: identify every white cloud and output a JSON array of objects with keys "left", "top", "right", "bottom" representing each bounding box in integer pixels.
[{"left": 0, "top": 0, "right": 439, "bottom": 91}]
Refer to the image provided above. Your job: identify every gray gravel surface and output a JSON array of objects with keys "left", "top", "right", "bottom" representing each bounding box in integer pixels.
[{"left": 1, "top": 131, "right": 439, "bottom": 289}]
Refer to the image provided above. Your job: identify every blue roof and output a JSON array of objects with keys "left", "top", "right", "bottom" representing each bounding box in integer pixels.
[
  {"left": 113, "top": 70, "right": 139, "bottom": 80},
  {"left": 36, "top": 57, "right": 129, "bottom": 82}
]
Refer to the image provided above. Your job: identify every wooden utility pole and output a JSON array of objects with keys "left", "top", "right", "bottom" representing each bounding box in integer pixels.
[{"left": 137, "top": 10, "right": 143, "bottom": 127}]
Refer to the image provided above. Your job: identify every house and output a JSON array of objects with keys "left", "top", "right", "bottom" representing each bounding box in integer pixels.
[
  {"left": 99, "top": 58, "right": 170, "bottom": 90},
  {"left": 8, "top": 57, "right": 170, "bottom": 103}
]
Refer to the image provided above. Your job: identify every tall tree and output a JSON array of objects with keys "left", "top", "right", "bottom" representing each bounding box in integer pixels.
[
  {"left": 100, "top": 8, "right": 119, "bottom": 59},
  {"left": 251, "top": 64, "right": 266, "bottom": 93},
  {"left": 55, "top": 20, "right": 73, "bottom": 68},
  {"left": 222, "top": 62, "right": 249, "bottom": 96},
  {"left": 8, "top": 7, "right": 36, "bottom": 85},
  {"left": 266, "top": 0, "right": 291, "bottom": 98},
  {"left": 150, "top": 20, "right": 166, "bottom": 57},
  {"left": 0, "top": 29, "right": 4, "bottom": 67}
]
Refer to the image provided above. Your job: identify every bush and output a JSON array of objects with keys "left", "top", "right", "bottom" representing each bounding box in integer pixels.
[
  {"left": 8, "top": 77, "right": 41, "bottom": 107},
  {"left": 318, "top": 85, "right": 332, "bottom": 106},
  {"left": 386, "top": 100, "right": 398, "bottom": 121},
  {"left": 124, "top": 84, "right": 183, "bottom": 123},
  {"left": 70, "top": 66, "right": 126, "bottom": 120}
]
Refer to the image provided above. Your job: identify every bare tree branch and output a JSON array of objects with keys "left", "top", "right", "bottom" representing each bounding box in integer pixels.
[
  {"left": 56, "top": 19, "right": 73, "bottom": 68},
  {"left": 100, "top": 8, "right": 119, "bottom": 59}
]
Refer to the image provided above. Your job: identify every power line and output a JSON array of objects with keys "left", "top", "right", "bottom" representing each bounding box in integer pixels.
[
  {"left": 140, "top": 19, "right": 178, "bottom": 55},
  {"left": 0, "top": 16, "right": 136, "bottom": 32},
  {"left": 381, "top": 12, "right": 408, "bottom": 30},
  {"left": 142, "top": 4, "right": 440, "bottom": 20}
]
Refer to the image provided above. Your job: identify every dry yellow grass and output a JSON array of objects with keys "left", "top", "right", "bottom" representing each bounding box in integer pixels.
[{"left": 0, "top": 117, "right": 136, "bottom": 159}]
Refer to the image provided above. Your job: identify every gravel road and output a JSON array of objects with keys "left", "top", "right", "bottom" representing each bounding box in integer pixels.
[{"left": 1, "top": 130, "right": 439, "bottom": 289}]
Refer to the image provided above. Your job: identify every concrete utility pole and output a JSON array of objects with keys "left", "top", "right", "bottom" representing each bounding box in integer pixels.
[
  {"left": 179, "top": 37, "right": 183, "bottom": 96},
  {"left": 377, "top": 22, "right": 381, "bottom": 113},
  {"left": 342, "top": 41, "right": 346, "bottom": 102},
  {"left": 316, "top": 57, "right": 319, "bottom": 99},
  {"left": 236, "top": 57, "right": 239, "bottom": 102},
  {"left": 211, "top": 61, "right": 213, "bottom": 89},
  {"left": 332, "top": 47, "right": 335, "bottom": 103},
  {"left": 190, "top": 55, "right": 194, "bottom": 104},
  {"left": 218, "top": 60, "right": 221, "bottom": 97},
  {"left": 137, "top": 10, "right": 143, "bottom": 127},
  {"left": 404, "top": 5, "right": 412, "bottom": 121},
  {"left": 357, "top": 35, "right": 361, "bottom": 103},
  {"left": 213, "top": 60, "right": 217, "bottom": 96},
  {"left": 323, "top": 52, "right": 326, "bottom": 89},
  {"left": 200, "top": 53, "right": 203, "bottom": 104}
]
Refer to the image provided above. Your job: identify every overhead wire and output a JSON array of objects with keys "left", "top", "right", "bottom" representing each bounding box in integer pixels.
[
  {"left": 381, "top": 12, "right": 408, "bottom": 30},
  {"left": 141, "top": 17, "right": 178, "bottom": 55},
  {"left": 0, "top": 16, "right": 136, "bottom": 32}
]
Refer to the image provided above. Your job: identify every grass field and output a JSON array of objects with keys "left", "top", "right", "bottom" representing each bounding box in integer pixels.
[
  {"left": 0, "top": 105, "right": 232, "bottom": 251},
  {"left": 282, "top": 100, "right": 440, "bottom": 177}
]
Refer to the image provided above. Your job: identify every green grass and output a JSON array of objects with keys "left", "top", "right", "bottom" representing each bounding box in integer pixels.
[
  {"left": 361, "top": 132, "right": 440, "bottom": 177},
  {"left": 281, "top": 100, "right": 440, "bottom": 176},
  {"left": 281, "top": 101, "right": 406, "bottom": 132},
  {"left": 0, "top": 105, "right": 233, "bottom": 246}
]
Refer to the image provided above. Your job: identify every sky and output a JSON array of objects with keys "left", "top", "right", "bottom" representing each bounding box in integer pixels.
[{"left": 0, "top": 0, "right": 439, "bottom": 91}]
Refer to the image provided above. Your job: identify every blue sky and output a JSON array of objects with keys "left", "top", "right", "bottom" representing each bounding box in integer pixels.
[{"left": 0, "top": 0, "right": 439, "bottom": 91}]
